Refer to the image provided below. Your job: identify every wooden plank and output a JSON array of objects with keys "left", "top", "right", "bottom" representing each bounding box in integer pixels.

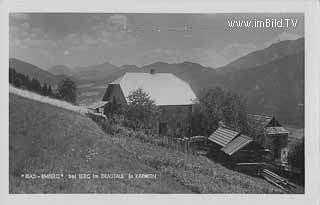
[
  {"left": 261, "top": 174, "right": 290, "bottom": 193},
  {"left": 262, "top": 169, "right": 297, "bottom": 189},
  {"left": 263, "top": 169, "right": 286, "bottom": 181}
]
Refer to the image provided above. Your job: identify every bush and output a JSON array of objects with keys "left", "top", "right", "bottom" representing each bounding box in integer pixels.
[
  {"left": 57, "top": 77, "right": 77, "bottom": 104},
  {"left": 124, "top": 88, "right": 160, "bottom": 130},
  {"left": 188, "top": 87, "right": 248, "bottom": 136}
]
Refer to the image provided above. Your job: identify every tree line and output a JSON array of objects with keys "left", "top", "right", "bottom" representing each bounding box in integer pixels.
[
  {"left": 10, "top": 68, "right": 53, "bottom": 96},
  {"left": 9, "top": 68, "right": 77, "bottom": 104}
]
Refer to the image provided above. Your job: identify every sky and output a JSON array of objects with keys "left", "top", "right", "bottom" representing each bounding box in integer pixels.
[{"left": 9, "top": 13, "right": 304, "bottom": 69}]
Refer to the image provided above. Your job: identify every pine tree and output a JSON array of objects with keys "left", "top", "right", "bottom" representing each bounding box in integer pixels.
[
  {"left": 30, "top": 79, "right": 42, "bottom": 93},
  {"left": 57, "top": 78, "right": 77, "bottom": 104},
  {"left": 48, "top": 85, "right": 52, "bottom": 96},
  {"left": 42, "top": 83, "right": 48, "bottom": 96}
]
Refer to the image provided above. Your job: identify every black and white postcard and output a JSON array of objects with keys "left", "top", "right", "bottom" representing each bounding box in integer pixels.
[{"left": 1, "top": 0, "right": 320, "bottom": 204}]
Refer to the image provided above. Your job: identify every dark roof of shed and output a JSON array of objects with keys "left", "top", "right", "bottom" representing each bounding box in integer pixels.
[
  {"left": 247, "top": 114, "right": 285, "bottom": 135},
  {"left": 220, "top": 134, "right": 253, "bottom": 155},
  {"left": 247, "top": 114, "right": 273, "bottom": 129},
  {"left": 264, "top": 127, "right": 289, "bottom": 135},
  {"left": 208, "top": 127, "right": 240, "bottom": 147}
]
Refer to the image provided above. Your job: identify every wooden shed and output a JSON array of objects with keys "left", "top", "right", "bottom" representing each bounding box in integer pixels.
[
  {"left": 247, "top": 114, "right": 289, "bottom": 164},
  {"left": 208, "top": 127, "right": 268, "bottom": 162}
]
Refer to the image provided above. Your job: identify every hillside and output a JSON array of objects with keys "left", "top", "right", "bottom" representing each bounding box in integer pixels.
[
  {"left": 219, "top": 52, "right": 304, "bottom": 127},
  {"left": 9, "top": 92, "right": 283, "bottom": 193},
  {"left": 9, "top": 58, "right": 64, "bottom": 86},
  {"left": 9, "top": 85, "right": 88, "bottom": 115},
  {"left": 216, "top": 38, "right": 304, "bottom": 73},
  {"left": 9, "top": 93, "right": 190, "bottom": 193}
]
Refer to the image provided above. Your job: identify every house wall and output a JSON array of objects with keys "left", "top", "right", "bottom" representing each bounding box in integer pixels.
[
  {"left": 103, "top": 84, "right": 127, "bottom": 108},
  {"left": 103, "top": 84, "right": 194, "bottom": 137},
  {"left": 260, "top": 133, "right": 288, "bottom": 159},
  {"left": 158, "top": 104, "right": 193, "bottom": 137}
]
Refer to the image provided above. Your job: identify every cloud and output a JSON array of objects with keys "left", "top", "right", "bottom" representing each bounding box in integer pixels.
[
  {"left": 64, "top": 50, "right": 70, "bottom": 55},
  {"left": 264, "top": 32, "right": 302, "bottom": 47},
  {"left": 107, "top": 14, "right": 128, "bottom": 30},
  {"left": 91, "top": 14, "right": 130, "bottom": 32},
  {"left": 9, "top": 15, "right": 50, "bottom": 48},
  {"left": 54, "top": 14, "right": 137, "bottom": 53}
]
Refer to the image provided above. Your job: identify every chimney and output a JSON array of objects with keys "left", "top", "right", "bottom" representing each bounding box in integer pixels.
[{"left": 150, "top": 69, "right": 155, "bottom": 74}]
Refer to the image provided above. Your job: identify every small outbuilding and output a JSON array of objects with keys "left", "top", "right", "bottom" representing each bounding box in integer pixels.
[
  {"left": 247, "top": 114, "right": 289, "bottom": 164},
  {"left": 208, "top": 126, "right": 273, "bottom": 175}
]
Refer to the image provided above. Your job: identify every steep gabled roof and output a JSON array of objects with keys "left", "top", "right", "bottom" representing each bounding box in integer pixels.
[
  {"left": 109, "top": 72, "right": 197, "bottom": 106},
  {"left": 208, "top": 127, "right": 240, "bottom": 147}
]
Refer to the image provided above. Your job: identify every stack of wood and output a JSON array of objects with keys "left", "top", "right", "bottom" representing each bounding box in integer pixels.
[{"left": 260, "top": 169, "right": 296, "bottom": 193}]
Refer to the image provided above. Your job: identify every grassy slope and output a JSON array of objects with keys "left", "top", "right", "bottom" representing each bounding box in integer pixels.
[
  {"left": 9, "top": 93, "right": 283, "bottom": 193},
  {"left": 108, "top": 127, "right": 283, "bottom": 193},
  {"left": 9, "top": 94, "right": 189, "bottom": 193}
]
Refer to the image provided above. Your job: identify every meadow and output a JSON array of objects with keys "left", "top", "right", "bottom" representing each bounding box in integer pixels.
[{"left": 9, "top": 93, "right": 283, "bottom": 193}]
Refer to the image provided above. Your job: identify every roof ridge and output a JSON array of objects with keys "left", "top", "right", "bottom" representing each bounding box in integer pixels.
[{"left": 107, "top": 71, "right": 197, "bottom": 106}]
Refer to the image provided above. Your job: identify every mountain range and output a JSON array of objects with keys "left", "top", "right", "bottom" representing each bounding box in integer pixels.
[
  {"left": 48, "top": 65, "right": 76, "bottom": 76},
  {"left": 9, "top": 38, "right": 304, "bottom": 127}
]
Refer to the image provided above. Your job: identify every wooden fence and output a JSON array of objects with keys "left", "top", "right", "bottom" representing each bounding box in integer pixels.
[{"left": 161, "top": 135, "right": 208, "bottom": 155}]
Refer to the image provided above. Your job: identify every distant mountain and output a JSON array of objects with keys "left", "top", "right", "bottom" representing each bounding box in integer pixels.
[
  {"left": 73, "top": 62, "right": 120, "bottom": 81},
  {"left": 217, "top": 38, "right": 304, "bottom": 73},
  {"left": 9, "top": 58, "right": 64, "bottom": 86},
  {"left": 140, "top": 61, "right": 217, "bottom": 92},
  {"left": 120, "top": 64, "right": 140, "bottom": 70},
  {"left": 48, "top": 65, "right": 75, "bottom": 76}
]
